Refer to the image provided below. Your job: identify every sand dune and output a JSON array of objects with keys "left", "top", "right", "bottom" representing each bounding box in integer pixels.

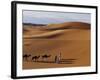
[
  {"left": 23, "top": 22, "right": 90, "bottom": 39},
  {"left": 42, "top": 22, "right": 90, "bottom": 30},
  {"left": 23, "top": 22, "right": 90, "bottom": 69},
  {"left": 24, "top": 30, "right": 65, "bottom": 38}
]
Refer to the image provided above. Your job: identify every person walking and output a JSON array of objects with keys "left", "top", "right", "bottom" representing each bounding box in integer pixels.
[
  {"left": 55, "top": 56, "right": 59, "bottom": 63},
  {"left": 55, "top": 52, "right": 61, "bottom": 63}
]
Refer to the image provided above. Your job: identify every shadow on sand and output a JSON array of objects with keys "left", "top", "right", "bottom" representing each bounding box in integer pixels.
[{"left": 31, "top": 59, "right": 76, "bottom": 64}]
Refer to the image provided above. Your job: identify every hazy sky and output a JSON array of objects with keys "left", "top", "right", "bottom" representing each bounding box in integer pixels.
[{"left": 23, "top": 10, "right": 91, "bottom": 24}]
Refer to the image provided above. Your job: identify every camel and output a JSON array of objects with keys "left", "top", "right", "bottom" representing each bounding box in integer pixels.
[
  {"left": 32, "top": 56, "right": 40, "bottom": 62},
  {"left": 23, "top": 54, "right": 31, "bottom": 61},
  {"left": 42, "top": 55, "right": 51, "bottom": 61}
]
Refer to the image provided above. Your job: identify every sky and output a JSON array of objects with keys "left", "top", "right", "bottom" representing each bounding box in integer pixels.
[{"left": 23, "top": 10, "right": 91, "bottom": 24}]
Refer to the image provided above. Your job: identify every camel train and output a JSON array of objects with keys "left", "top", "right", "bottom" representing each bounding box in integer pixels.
[
  {"left": 23, "top": 53, "right": 61, "bottom": 63},
  {"left": 23, "top": 54, "right": 51, "bottom": 62}
]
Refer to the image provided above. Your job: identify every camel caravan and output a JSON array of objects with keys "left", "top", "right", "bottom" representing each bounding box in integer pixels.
[
  {"left": 23, "top": 53, "right": 61, "bottom": 63},
  {"left": 23, "top": 54, "right": 52, "bottom": 61}
]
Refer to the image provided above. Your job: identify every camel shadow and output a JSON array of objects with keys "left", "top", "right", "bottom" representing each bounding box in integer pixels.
[{"left": 32, "top": 58, "right": 76, "bottom": 64}]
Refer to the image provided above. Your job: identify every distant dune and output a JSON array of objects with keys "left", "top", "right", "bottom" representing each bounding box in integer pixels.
[
  {"left": 23, "top": 23, "right": 46, "bottom": 26},
  {"left": 23, "top": 22, "right": 90, "bottom": 69}
]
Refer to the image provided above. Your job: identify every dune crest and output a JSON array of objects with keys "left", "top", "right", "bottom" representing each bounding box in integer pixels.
[
  {"left": 24, "top": 30, "right": 65, "bottom": 38},
  {"left": 41, "top": 22, "right": 90, "bottom": 30}
]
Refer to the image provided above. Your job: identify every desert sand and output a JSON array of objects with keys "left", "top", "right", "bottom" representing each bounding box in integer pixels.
[{"left": 23, "top": 22, "right": 90, "bottom": 69}]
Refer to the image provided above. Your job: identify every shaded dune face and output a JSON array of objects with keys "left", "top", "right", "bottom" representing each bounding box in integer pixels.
[{"left": 23, "top": 22, "right": 90, "bottom": 69}]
